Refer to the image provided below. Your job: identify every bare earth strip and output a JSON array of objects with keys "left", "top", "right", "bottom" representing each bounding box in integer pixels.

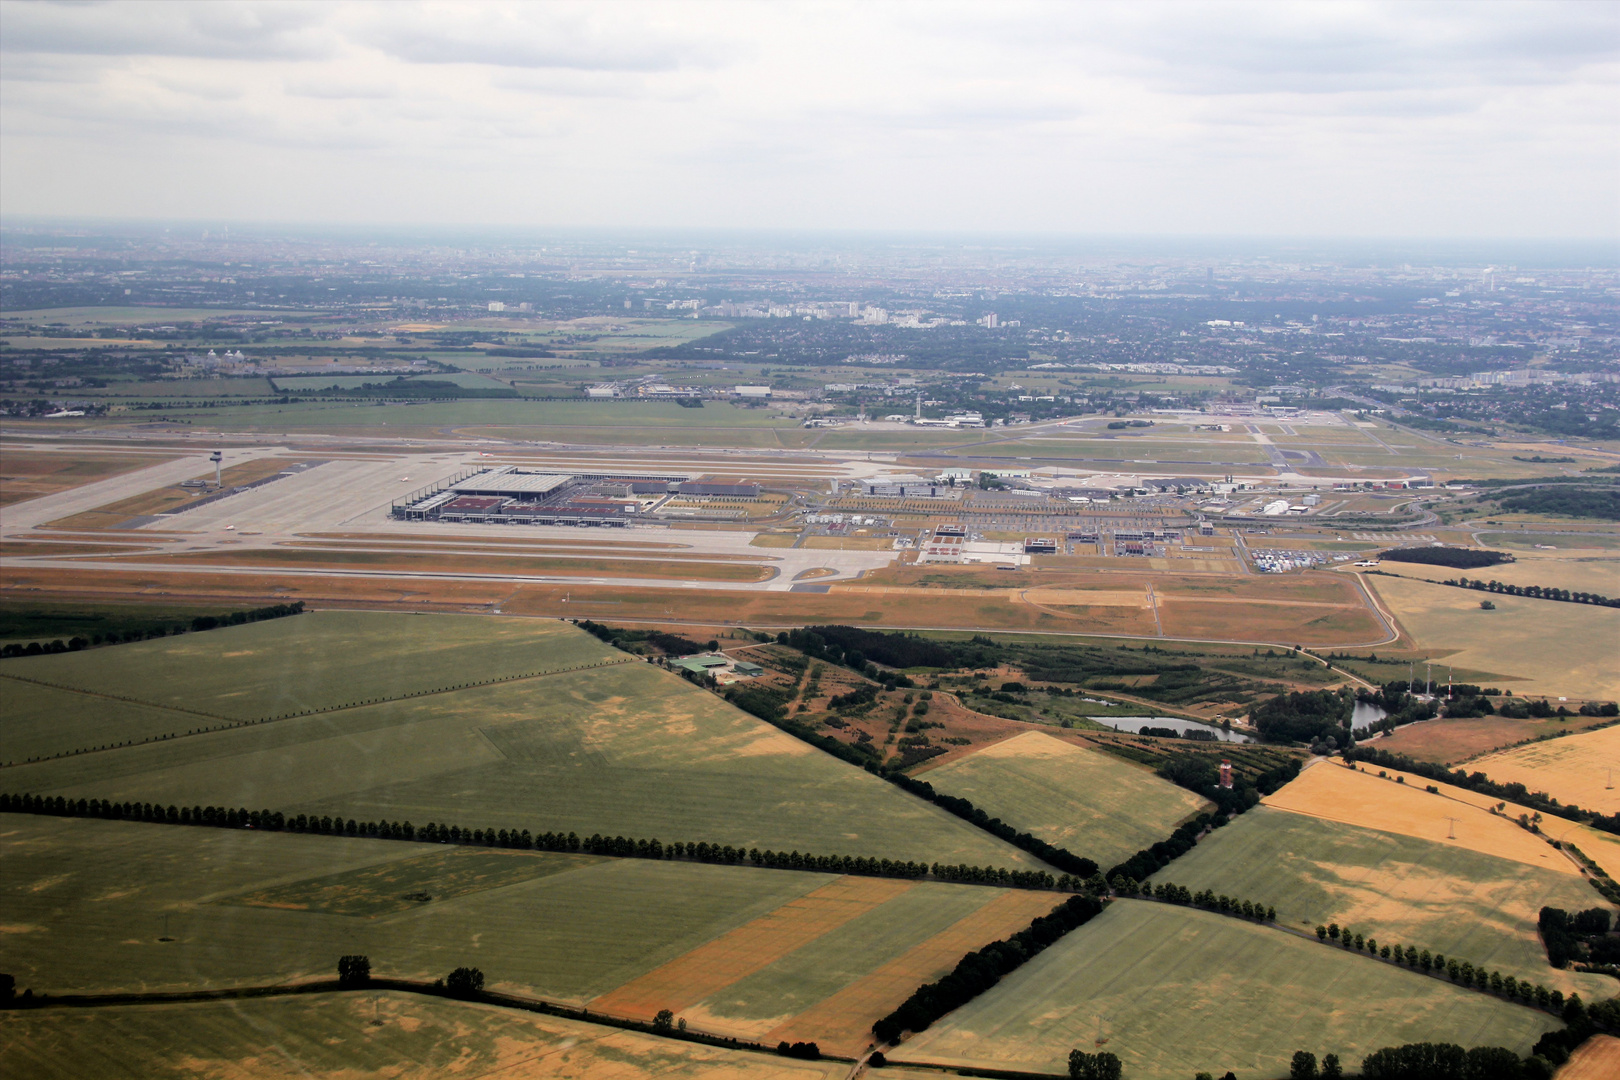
[
  {"left": 1263, "top": 761, "right": 1579, "bottom": 876},
  {"left": 1467, "top": 725, "right": 1620, "bottom": 817},
  {"left": 587, "top": 876, "right": 915, "bottom": 1020},
  {"left": 759, "top": 889, "right": 1062, "bottom": 1056}
]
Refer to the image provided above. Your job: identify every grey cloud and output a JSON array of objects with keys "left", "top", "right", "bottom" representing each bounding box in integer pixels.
[
  {"left": 945, "top": 1, "right": 1619, "bottom": 97},
  {"left": 353, "top": 4, "right": 722, "bottom": 73},
  {"left": 0, "top": 0, "right": 335, "bottom": 60}
]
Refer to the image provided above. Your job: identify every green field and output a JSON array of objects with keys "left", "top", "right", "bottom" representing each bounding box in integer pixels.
[
  {"left": 1, "top": 613, "right": 1041, "bottom": 867},
  {"left": 0, "top": 815, "right": 827, "bottom": 1001},
  {"left": 0, "top": 681, "right": 201, "bottom": 765},
  {"left": 1479, "top": 531, "right": 1620, "bottom": 551},
  {"left": 1152, "top": 807, "right": 1614, "bottom": 1000},
  {"left": 1, "top": 610, "right": 621, "bottom": 725},
  {"left": 0, "top": 990, "right": 849, "bottom": 1080},
  {"left": 894, "top": 901, "right": 1561, "bottom": 1079},
  {"left": 918, "top": 732, "right": 1211, "bottom": 868}
]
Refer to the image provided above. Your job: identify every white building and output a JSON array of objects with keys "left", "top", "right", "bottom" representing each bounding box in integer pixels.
[
  {"left": 487, "top": 301, "right": 506, "bottom": 312},
  {"left": 734, "top": 385, "right": 772, "bottom": 399}
]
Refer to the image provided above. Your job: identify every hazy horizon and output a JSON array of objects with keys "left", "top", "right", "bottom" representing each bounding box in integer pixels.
[{"left": 2, "top": 1, "right": 1616, "bottom": 240}]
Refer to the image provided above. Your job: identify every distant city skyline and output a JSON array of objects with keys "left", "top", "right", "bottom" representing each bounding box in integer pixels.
[{"left": 1, "top": 1, "right": 1616, "bottom": 239}]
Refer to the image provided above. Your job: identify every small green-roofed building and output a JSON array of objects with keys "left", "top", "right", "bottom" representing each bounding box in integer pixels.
[
  {"left": 733, "top": 661, "right": 765, "bottom": 677},
  {"left": 671, "top": 654, "right": 730, "bottom": 674}
]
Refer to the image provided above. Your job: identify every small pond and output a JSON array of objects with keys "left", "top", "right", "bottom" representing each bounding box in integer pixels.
[{"left": 1091, "top": 715, "right": 1254, "bottom": 744}]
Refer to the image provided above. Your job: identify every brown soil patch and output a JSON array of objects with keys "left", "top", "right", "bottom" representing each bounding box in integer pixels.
[
  {"left": 45, "top": 457, "right": 305, "bottom": 529},
  {"left": 0, "top": 451, "right": 178, "bottom": 507},
  {"left": 760, "top": 889, "right": 1062, "bottom": 1056},
  {"left": 278, "top": 540, "right": 764, "bottom": 562},
  {"left": 1556, "top": 1034, "right": 1620, "bottom": 1080},
  {"left": 588, "top": 876, "right": 914, "bottom": 1020},
  {"left": 1375, "top": 716, "right": 1616, "bottom": 766},
  {"left": 1264, "top": 760, "right": 1579, "bottom": 875},
  {"left": 1470, "top": 725, "right": 1620, "bottom": 817},
  {"left": 1023, "top": 588, "right": 1152, "bottom": 608},
  {"left": 301, "top": 531, "right": 688, "bottom": 549},
  {"left": 117, "top": 548, "right": 774, "bottom": 583},
  {"left": 0, "top": 565, "right": 1382, "bottom": 646},
  {"left": 1156, "top": 599, "right": 1379, "bottom": 643},
  {"left": 0, "top": 541, "right": 157, "bottom": 557}
]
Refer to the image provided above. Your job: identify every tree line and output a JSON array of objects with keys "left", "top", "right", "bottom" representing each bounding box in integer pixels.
[
  {"left": 1138, "top": 880, "right": 1276, "bottom": 923},
  {"left": 0, "top": 602, "right": 304, "bottom": 659},
  {"left": 0, "top": 792, "right": 1071, "bottom": 891},
  {"left": 872, "top": 894, "right": 1107, "bottom": 1044},
  {"left": 1308, "top": 917, "right": 1572, "bottom": 1016},
  {"left": 885, "top": 773, "right": 1101, "bottom": 879},
  {"left": 1343, "top": 746, "right": 1620, "bottom": 837},
  {"left": 575, "top": 619, "right": 710, "bottom": 657},
  {"left": 1437, "top": 577, "right": 1620, "bottom": 608},
  {"left": 1104, "top": 750, "right": 1301, "bottom": 886}
]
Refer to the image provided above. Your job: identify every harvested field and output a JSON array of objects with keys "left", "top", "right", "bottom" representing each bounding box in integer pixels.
[
  {"left": 1372, "top": 554, "right": 1620, "bottom": 598},
  {"left": 917, "top": 731, "right": 1211, "bottom": 869},
  {"left": 588, "top": 876, "right": 916, "bottom": 1020},
  {"left": 0, "top": 991, "right": 850, "bottom": 1080},
  {"left": 0, "top": 449, "right": 177, "bottom": 507},
  {"left": 1468, "top": 725, "right": 1620, "bottom": 817},
  {"left": 1154, "top": 807, "right": 1613, "bottom": 999},
  {"left": 758, "top": 888, "right": 1062, "bottom": 1056},
  {"left": 1366, "top": 574, "right": 1620, "bottom": 698},
  {"left": 1262, "top": 760, "right": 1578, "bottom": 876},
  {"left": 1557, "top": 1036, "right": 1620, "bottom": 1080},
  {"left": 1563, "top": 825, "right": 1620, "bottom": 880},
  {"left": 2, "top": 617, "right": 1040, "bottom": 868},
  {"left": 894, "top": 901, "right": 1558, "bottom": 1080},
  {"left": 1375, "top": 715, "right": 1616, "bottom": 766}
]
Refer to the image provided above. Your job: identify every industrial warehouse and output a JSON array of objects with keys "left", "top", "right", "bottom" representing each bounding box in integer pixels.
[{"left": 392, "top": 466, "right": 762, "bottom": 525}]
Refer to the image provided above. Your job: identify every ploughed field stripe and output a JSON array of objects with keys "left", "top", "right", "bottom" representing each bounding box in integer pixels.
[
  {"left": 759, "top": 888, "right": 1063, "bottom": 1055},
  {"left": 587, "top": 875, "right": 914, "bottom": 1019}
]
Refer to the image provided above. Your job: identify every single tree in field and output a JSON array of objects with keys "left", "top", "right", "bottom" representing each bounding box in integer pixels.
[
  {"left": 336, "top": 955, "right": 370, "bottom": 987},
  {"left": 1290, "top": 1050, "right": 1318, "bottom": 1080},
  {"left": 1067, "top": 1050, "right": 1122, "bottom": 1080},
  {"left": 654, "top": 1009, "right": 674, "bottom": 1032},
  {"left": 445, "top": 966, "right": 484, "bottom": 997},
  {"left": 1321, "top": 1052, "right": 1342, "bottom": 1079}
]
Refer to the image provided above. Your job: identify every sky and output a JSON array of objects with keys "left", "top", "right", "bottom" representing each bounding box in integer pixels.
[{"left": 1, "top": 0, "right": 1617, "bottom": 239}]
